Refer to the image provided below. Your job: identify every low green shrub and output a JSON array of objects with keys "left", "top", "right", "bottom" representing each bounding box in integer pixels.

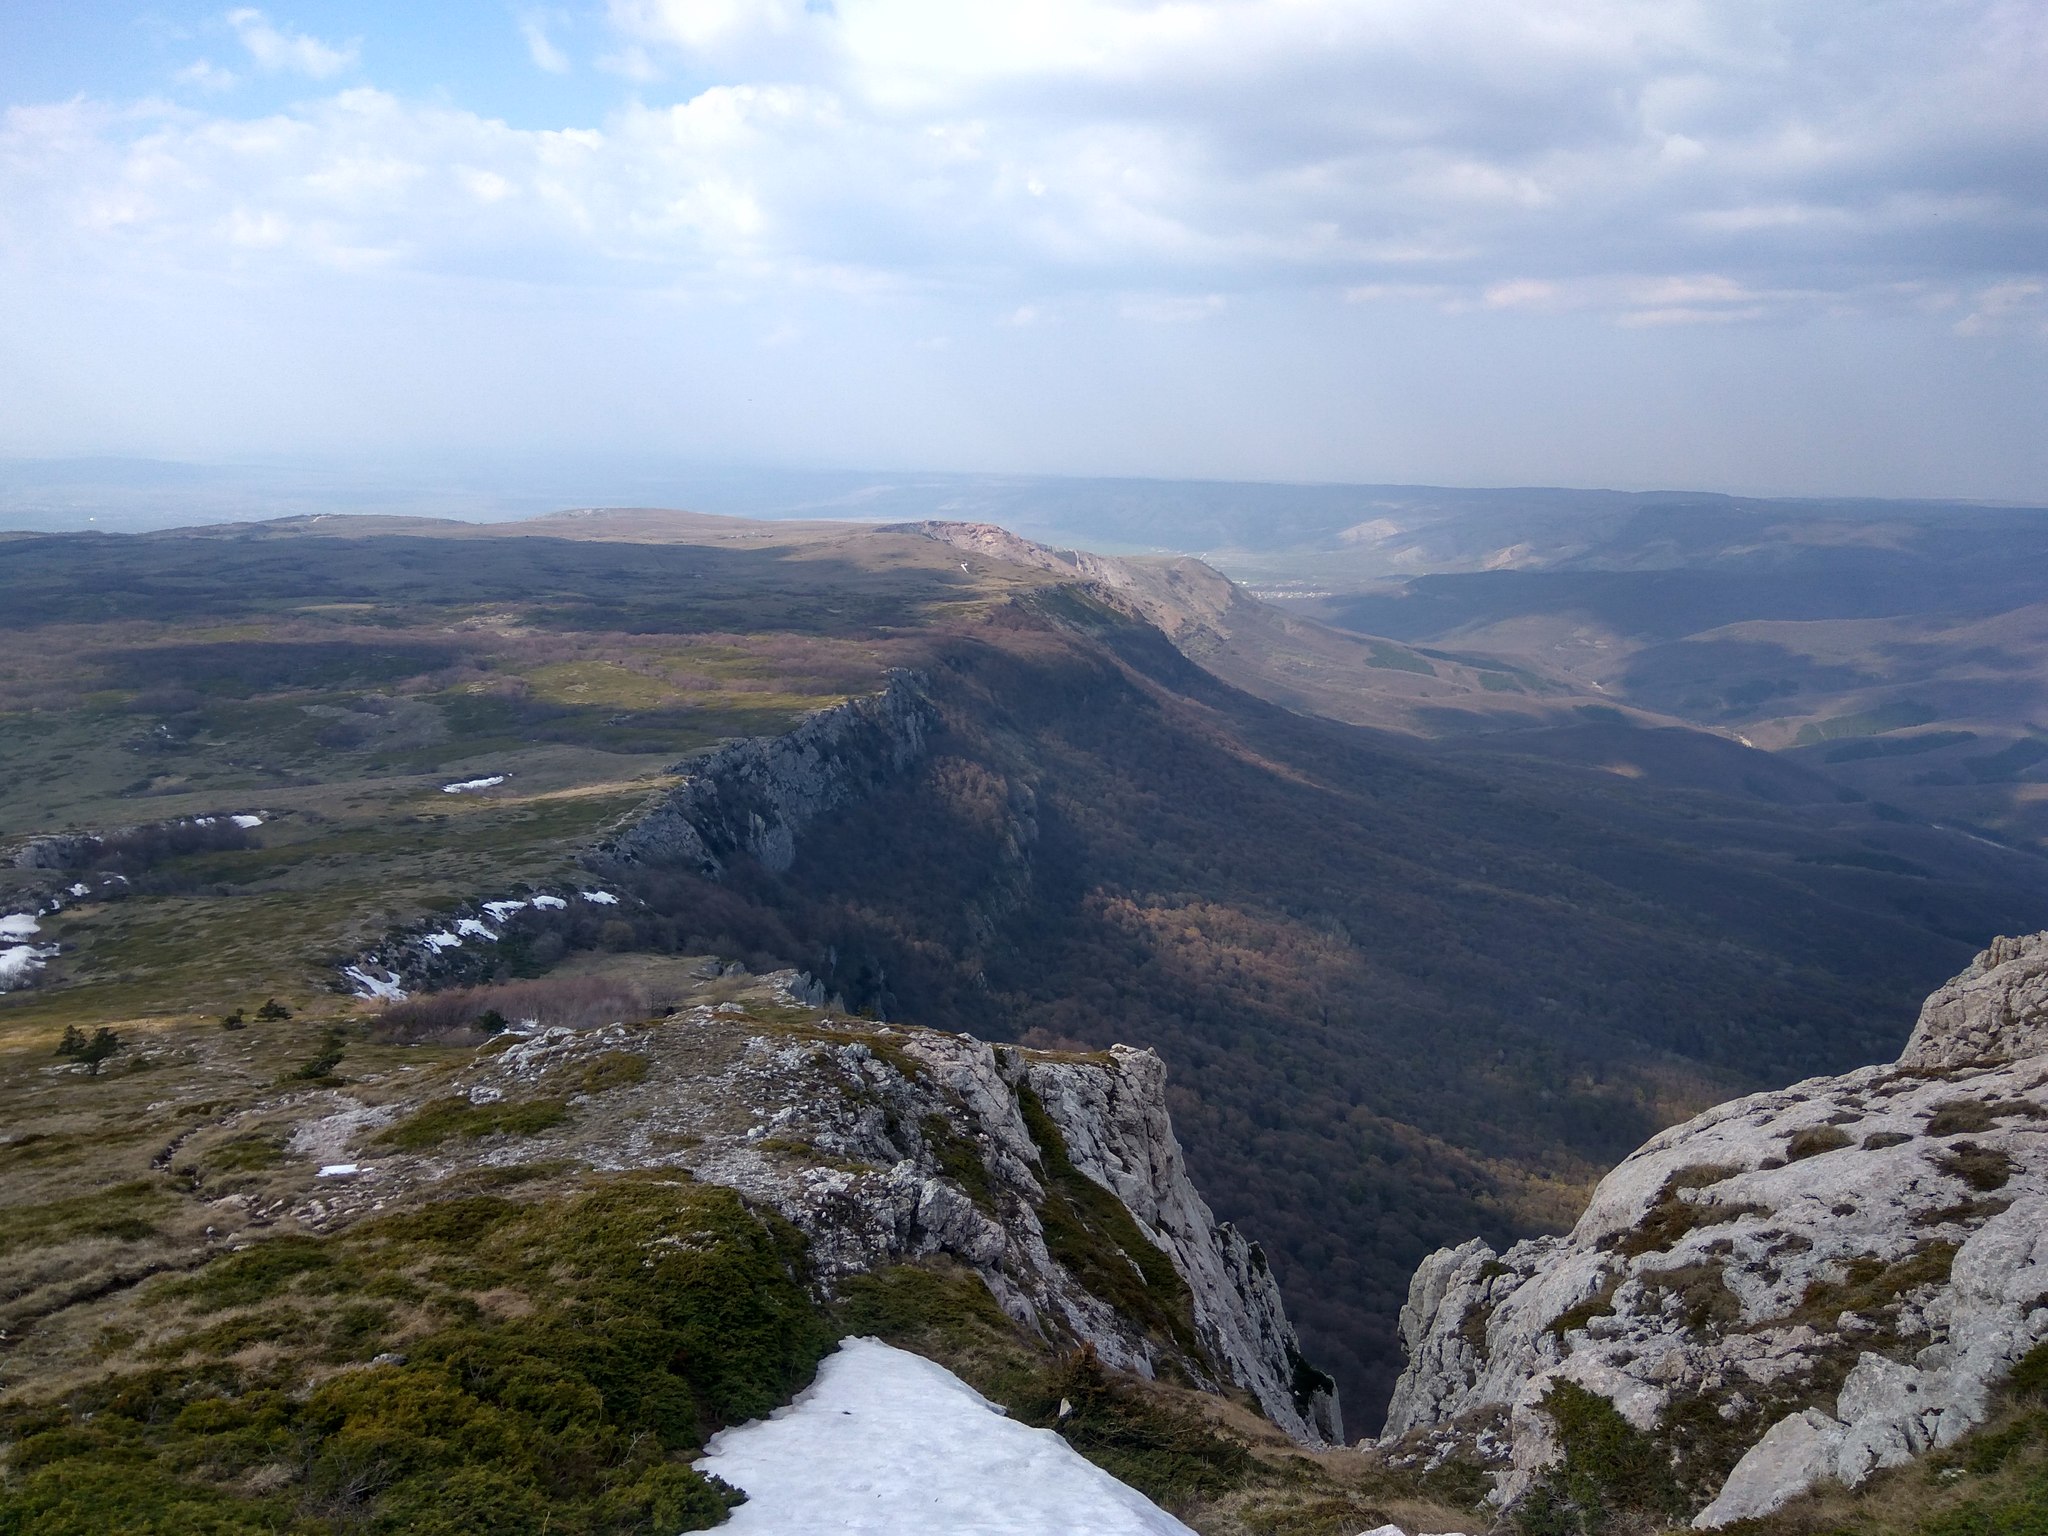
[
  {"left": 2, "top": 1179, "right": 828, "bottom": 1535},
  {"left": 577, "top": 1051, "right": 651, "bottom": 1096},
  {"left": 1515, "top": 1380, "right": 1682, "bottom": 1535},
  {"left": 1785, "top": 1125, "right": 1855, "bottom": 1161},
  {"left": 376, "top": 1097, "right": 571, "bottom": 1151}
]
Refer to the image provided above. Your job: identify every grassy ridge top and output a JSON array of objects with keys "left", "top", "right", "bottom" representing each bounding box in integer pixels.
[{"left": 0, "top": 516, "right": 1069, "bottom": 1029}]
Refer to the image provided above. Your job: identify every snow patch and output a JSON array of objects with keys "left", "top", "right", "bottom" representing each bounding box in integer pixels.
[
  {"left": 0, "top": 914, "right": 56, "bottom": 992},
  {"left": 482, "top": 900, "right": 528, "bottom": 922},
  {"left": 455, "top": 918, "right": 497, "bottom": 941},
  {"left": 531, "top": 894, "right": 567, "bottom": 910},
  {"left": 232, "top": 813, "right": 264, "bottom": 829},
  {"left": 68, "top": 883, "right": 90, "bottom": 897},
  {"left": 697, "top": 1337, "right": 1198, "bottom": 1535},
  {"left": 423, "top": 931, "right": 463, "bottom": 951},
  {"left": 344, "top": 966, "right": 406, "bottom": 1001},
  {"left": 0, "top": 944, "right": 59, "bottom": 990},
  {"left": 317, "top": 1164, "right": 360, "bottom": 1178},
  {"left": 580, "top": 890, "right": 619, "bottom": 905},
  {"left": 442, "top": 775, "right": 507, "bottom": 794}
]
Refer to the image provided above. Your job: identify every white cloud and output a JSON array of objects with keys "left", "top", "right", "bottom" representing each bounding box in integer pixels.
[
  {"left": 0, "top": 0, "right": 2041, "bottom": 334},
  {"left": 610, "top": 0, "right": 811, "bottom": 55},
  {"left": 227, "top": 9, "right": 359, "bottom": 79},
  {"left": 521, "top": 17, "right": 572, "bottom": 75},
  {"left": 176, "top": 59, "right": 239, "bottom": 93},
  {"left": 1483, "top": 279, "right": 1562, "bottom": 311},
  {"left": 1955, "top": 280, "right": 2048, "bottom": 337}
]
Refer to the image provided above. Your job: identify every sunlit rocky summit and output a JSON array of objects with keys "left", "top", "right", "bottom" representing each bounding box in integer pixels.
[{"left": 1381, "top": 931, "right": 2048, "bottom": 1526}]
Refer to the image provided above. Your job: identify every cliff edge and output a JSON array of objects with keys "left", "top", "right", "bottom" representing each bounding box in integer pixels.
[{"left": 1380, "top": 931, "right": 2048, "bottom": 1525}]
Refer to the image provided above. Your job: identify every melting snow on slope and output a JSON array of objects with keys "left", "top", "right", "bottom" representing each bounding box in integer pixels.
[
  {"left": 532, "top": 894, "right": 567, "bottom": 909},
  {"left": 442, "top": 775, "right": 507, "bottom": 794},
  {"left": 483, "top": 900, "right": 529, "bottom": 921},
  {"left": 232, "top": 813, "right": 264, "bottom": 828},
  {"left": 1, "top": 944, "right": 59, "bottom": 990},
  {"left": 581, "top": 890, "right": 619, "bottom": 905},
  {"left": 696, "top": 1337, "right": 1197, "bottom": 1535},
  {"left": 344, "top": 966, "right": 406, "bottom": 1001},
  {"left": 0, "top": 913, "right": 58, "bottom": 992}
]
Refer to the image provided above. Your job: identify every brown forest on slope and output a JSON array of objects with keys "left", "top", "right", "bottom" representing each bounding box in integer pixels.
[{"left": 563, "top": 590, "right": 2048, "bottom": 1423}]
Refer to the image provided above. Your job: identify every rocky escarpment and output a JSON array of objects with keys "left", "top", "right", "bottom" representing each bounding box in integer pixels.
[
  {"left": 295, "top": 975, "right": 1340, "bottom": 1445},
  {"left": 341, "top": 674, "right": 937, "bottom": 996},
  {"left": 599, "top": 670, "right": 936, "bottom": 875},
  {"left": 1379, "top": 931, "right": 2048, "bottom": 1525}
]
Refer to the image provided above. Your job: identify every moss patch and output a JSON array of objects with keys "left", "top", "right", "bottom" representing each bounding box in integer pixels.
[{"left": 376, "top": 1096, "right": 571, "bottom": 1151}]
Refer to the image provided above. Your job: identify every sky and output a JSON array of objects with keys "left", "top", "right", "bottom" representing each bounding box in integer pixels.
[{"left": 2, "top": 0, "right": 2045, "bottom": 499}]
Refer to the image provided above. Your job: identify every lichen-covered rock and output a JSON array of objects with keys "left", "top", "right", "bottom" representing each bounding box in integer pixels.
[
  {"left": 1380, "top": 934, "right": 2048, "bottom": 1523},
  {"left": 1902, "top": 930, "right": 2048, "bottom": 1070},
  {"left": 1692, "top": 1409, "right": 1845, "bottom": 1527}
]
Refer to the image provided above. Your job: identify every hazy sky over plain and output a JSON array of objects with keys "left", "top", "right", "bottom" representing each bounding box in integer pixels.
[{"left": 3, "top": 0, "right": 2045, "bottom": 497}]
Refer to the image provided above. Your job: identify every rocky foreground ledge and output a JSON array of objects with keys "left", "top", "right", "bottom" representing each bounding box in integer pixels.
[{"left": 1379, "top": 932, "right": 2048, "bottom": 1526}]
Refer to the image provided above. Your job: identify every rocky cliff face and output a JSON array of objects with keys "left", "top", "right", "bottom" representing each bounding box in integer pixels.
[
  {"left": 599, "top": 670, "right": 936, "bottom": 875},
  {"left": 342, "top": 673, "right": 939, "bottom": 996},
  {"left": 297, "top": 970, "right": 1340, "bottom": 1446},
  {"left": 1379, "top": 931, "right": 2048, "bottom": 1525}
]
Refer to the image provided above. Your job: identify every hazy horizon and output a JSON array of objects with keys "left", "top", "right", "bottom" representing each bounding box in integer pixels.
[{"left": 8, "top": 452, "right": 2048, "bottom": 541}]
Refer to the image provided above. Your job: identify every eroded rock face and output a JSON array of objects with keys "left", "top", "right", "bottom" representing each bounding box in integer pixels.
[
  {"left": 343, "top": 674, "right": 939, "bottom": 995},
  {"left": 1024, "top": 1044, "right": 1343, "bottom": 1444},
  {"left": 292, "top": 975, "right": 1338, "bottom": 1446},
  {"left": 1902, "top": 931, "right": 2048, "bottom": 1071},
  {"left": 1379, "top": 933, "right": 2048, "bottom": 1524},
  {"left": 602, "top": 670, "right": 936, "bottom": 875}
]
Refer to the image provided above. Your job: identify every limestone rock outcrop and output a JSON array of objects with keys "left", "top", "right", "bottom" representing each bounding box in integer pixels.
[
  {"left": 1379, "top": 931, "right": 2048, "bottom": 1525},
  {"left": 1902, "top": 930, "right": 2048, "bottom": 1071},
  {"left": 343, "top": 674, "right": 937, "bottom": 995},
  {"left": 600, "top": 670, "right": 935, "bottom": 876},
  {"left": 301, "top": 975, "right": 1340, "bottom": 1446}
]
